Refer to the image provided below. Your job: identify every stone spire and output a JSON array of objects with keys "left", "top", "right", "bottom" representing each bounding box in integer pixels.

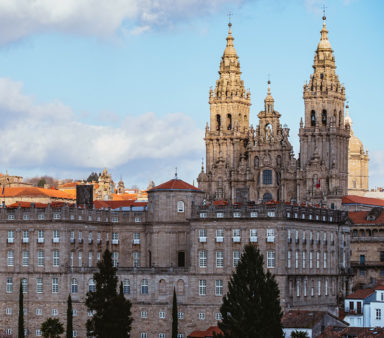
[{"left": 264, "top": 80, "right": 275, "bottom": 113}]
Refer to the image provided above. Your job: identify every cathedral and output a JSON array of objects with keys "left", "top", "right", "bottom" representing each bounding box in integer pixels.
[{"left": 198, "top": 15, "right": 366, "bottom": 209}]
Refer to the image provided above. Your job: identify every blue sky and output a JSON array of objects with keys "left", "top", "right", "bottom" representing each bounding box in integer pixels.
[{"left": 0, "top": 0, "right": 383, "bottom": 189}]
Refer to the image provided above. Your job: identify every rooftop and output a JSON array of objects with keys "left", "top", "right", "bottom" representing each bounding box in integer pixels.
[{"left": 149, "top": 178, "right": 201, "bottom": 192}]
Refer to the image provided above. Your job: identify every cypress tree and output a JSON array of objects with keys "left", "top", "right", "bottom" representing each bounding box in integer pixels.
[
  {"left": 86, "top": 249, "right": 133, "bottom": 337},
  {"left": 172, "top": 287, "right": 178, "bottom": 338},
  {"left": 66, "top": 294, "right": 73, "bottom": 338},
  {"left": 216, "top": 244, "right": 283, "bottom": 338},
  {"left": 18, "top": 280, "right": 24, "bottom": 338}
]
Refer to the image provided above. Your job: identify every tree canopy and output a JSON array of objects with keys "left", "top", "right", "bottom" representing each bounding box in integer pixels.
[
  {"left": 86, "top": 249, "right": 132, "bottom": 337},
  {"left": 41, "top": 318, "right": 64, "bottom": 338},
  {"left": 217, "top": 244, "right": 283, "bottom": 338}
]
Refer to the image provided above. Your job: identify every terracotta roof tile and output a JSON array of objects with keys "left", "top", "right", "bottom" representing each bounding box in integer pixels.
[
  {"left": 343, "top": 195, "right": 384, "bottom": 208},
  {"left": 346, "top": 288, "right": 375, "bottom": 299},
  {"left": 188, "top": 326, "right": 222, "bottom": 338},
  {"left": 318, "top": 326, "right": 384, "bottom": 337},
  {"left": 0, "top": 187, "right": 75, "bottom": 200},
  {"left": 93, "top": 200, "right": 147, "bottom": 209},
  {"left": 150, "top": 179, "right": 201, "bottom": 192},
  {"left": 349, "top": 210, "right": 384, "bottom": 224}
]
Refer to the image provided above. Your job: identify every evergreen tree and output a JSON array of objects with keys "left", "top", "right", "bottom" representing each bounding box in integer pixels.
[
  {"left": 18, "top": 280, "right": 24, "bottom": 338},
  {"left": 172, "top": 287, "right": 178, "bottom": 338},
  {"left": 86, "top": 249, "right": 133, "bottom": 337},
  {"left": 66, "top": 294, "right": 73, "bottom": 338},
  {"left": 216, "top": 244, "right": 283, "bottom": 338},
  {"left": 41, "top": 318, "right": 64, "bottom": 338},
  {"left": 291, "top": 331, "right": 310, "bottom": 338}
]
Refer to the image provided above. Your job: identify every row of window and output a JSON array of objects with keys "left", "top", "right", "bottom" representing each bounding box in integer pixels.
[
  {"left": 291, "top": 278, "right": 335, "bottom": 297},
  {"left": 6, "top": 213, "right": 142, "bottom": 223},
  {"left": 199, "top": 211, "right": 276, "bottom": 218},
  {"left": 198, "top": 228, "right": 275, "bottom": 243},
  {"left": 6, "top": 249, "right": 140, "bottom": 268},
  {"left": 287, "top": 229, "right": 336, "bottom": 244},
  {"left": 3, "top": 328, "right": 78, "bottom": 337},
  {"left": 287, "top": 251, "right": 332, "bottom": 269},
  {"left": 198, "top": 250, "right": 276, "bottom": 268},
  {"left": 6, "top": 230, "right": 140, "bottom": 245}
]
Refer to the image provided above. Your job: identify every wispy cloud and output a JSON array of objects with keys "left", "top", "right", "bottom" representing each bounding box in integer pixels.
[
  {"left": 0, "top": 77, "right": 204, "bottom": 185},
  {"left": 0, "top": 0, "right": 249, "bottom": 45}
]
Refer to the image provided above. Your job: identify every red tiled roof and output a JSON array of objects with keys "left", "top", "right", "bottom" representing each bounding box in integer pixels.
[
  {"left": 282, "top": 311, "right": 328, "bottom": 329},
  {"left": 346, "top": 288, "right": 375, "bottom": 299},
  {"left": 149, "top": 179, "right": 201, "bottom": 192},
  {"left": 7, "top": 202, "right": 48, "bottom": 208},
  {"left": 213, "top": 200, "right": 228, "bottom": 206},
  {"left": 188, "top": 326, "right": 222, "bottom": 338},
  {"left": 349, "top": 210, "right": 384, "bottom": 224},
  {"left": 318, "top": 326, "right": 384, "bottom": 337},
  {"left": 343, "top": 195, "right": 384, "bottom": 207}
]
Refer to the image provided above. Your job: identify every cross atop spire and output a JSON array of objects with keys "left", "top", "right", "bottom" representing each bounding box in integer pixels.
[
  {"left": 175, "top": 167, "right": 178, "bottom": 179},
  {"left": 228, "top": 11, "right": 233, "bottom": 24},
  {"left": 322, "top": 4, "right": 327, "bottom": 20}
]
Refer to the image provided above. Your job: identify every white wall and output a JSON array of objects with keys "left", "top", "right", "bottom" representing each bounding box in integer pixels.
[{"left": 369, "top": 302, "right": 384, "bottom": 327}]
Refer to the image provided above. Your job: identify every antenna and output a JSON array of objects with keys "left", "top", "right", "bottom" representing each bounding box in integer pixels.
[{"left": 175, "top": 167, "right": 178, "bottom": 179}]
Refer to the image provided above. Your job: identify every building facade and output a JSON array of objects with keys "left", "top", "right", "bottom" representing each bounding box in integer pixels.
[{"left": 198, "top": 16, "right": 351, "bottom": 209}]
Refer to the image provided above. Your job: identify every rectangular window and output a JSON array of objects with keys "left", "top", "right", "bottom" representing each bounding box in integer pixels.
[
  {"left": 178, "top": 312, "right": 184, "bottom": 319},
  {"left": 215, "top": 280, "right": 223, "bottom": 296},
  {"left": 7, "top": 230, "right": 14, "bottom": 243},
  {"left": 88, "top": 252, "right": 92, "bottom": 267},
  {"left": 141, "top": 311, "right": 147, "bottom": 318},
  {"left": 112, "top": 252, "right": 118, "bottom": 267},
  {"left": 304, "top": 279, "right": 307, "bottom": 297},
  {"left": 287, "top": 251, "right": 291, "bottom": 268},
  {"left": 133, "top": 251, "right": 140, "bottom": 267},
  {"left": 52, "top": 278, "right": 58, "bottom": 293},
  {"left": 159, "top": 311, "right": 166, "bottom": 319},
  {"left": 7, "top": 250, "right": 14, "bottom": 266},
  {"left": 216, "top": 251, "right": 224, "bottom": 268},
  {"left": 78, "top": 231, "right": 83, "bottom": 243},
  {"left": 324, "top": 252, "right": 327, "bottom": 268},
  {"left": 232, "top": 229, "right": 241, "bottom": 242},
  {"left": 199, "top": 250, "right": 207, "bottom": 268},
  {"left": 376, "top": 308, "right": 381, "bottom": 320},
  {"left": 36, "top": 309, "right": 42, "bottom": 316},
  {"left": 79, "top": 251, "right": 83, "bottom": 267},
  {"left": 267, "top": 251, "right": 275, "bottom": 268},
  {"left": 325, "top": 280, "right": 328, "bottom": 296},
  {"left": 88, "top": 232, "right": 92, "bottom": 244},
  {"left": 199, "top": 280, "right": 206, "bottom": 296},
  {"left": 6, "top": 277, "right": 13, "bottom": 293},
  {"left": 133, "top": 232, "right": 140, "bottom": 245},
  {"left": 53, "top": 250, "right": 59, "bottom": 267},
  {"left": 267, "top": 229, "right": 275, "bottom": 242},
  {"left": 112, "top": 232, "right": 119, "bottom": 245},
  {"left": 141, "top": 279, "right": 148, "bottom": 294},
  {"left": 302, "top": 251, "right": 306, "bottom": 269},
  {"left": 22, "top": 250, "right": 29, "bottom": 266},
  {"left": 310, "top": 251, "right": 313, "bottom": 269},
  {"left": 296, "top": 280, "right": 300, "bottom": 297},
  {"left": 216, "top": 229, "right": 224, "bottom": 242},
  {"left": 53, "top": 230, "right": 60, "bottom": 243},
  {"left": 22, "top": 230, "right": 29, "bottom": 243},
  {"left": 37, "top": 230, "right": 44, "bottom": 243},
  {"left": 199, "top": 312, "right": 205, "bottom": 320},
  {"left": 250, "top": 229, "right": 257, "bottom": 242},
  {"left": 233, "top": 250, "right": 240, "bottom": 267},
  {"left": 262, "top": 169, "right": 272, "bottom": 184},
  {"left": 70, "top": 252, "right": 74, "bottom": 267},
  {"left": 316, "top": 252, "right": 320, "bottom": 269},
  {"left": 295, "top": 251, "right": 299, "bottom": 269},
  {"left": 123, "top": 280, "right": 130, "bottom": 294},
  {"left": 5, "top": 308, "right": 12, "bottom": 315},
  {"left": 318, "top": 280, "right": 321, "bottom": 296},
  {"left": 199, "top": 229, "right": 207, "bottom": 242},
  {"left": 36, "top": 278, "right": 43, "bottom": 293},
  {"left": 141, "top": 334, "right": 147, "bottom": 338}
]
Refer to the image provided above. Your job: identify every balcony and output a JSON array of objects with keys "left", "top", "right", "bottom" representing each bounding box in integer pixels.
[
  {"left": 267, "top": 236, "right": 275, "bottom": 243},
  {"left": 97, "top": 239, "right": 102, "bottom": 245},
  {"left": 37, "top": 238, "right": 44, "bottom": 244},
  {"left": 53, "top": 238, "right": 60, "bottom": 243},
  {"left": 22, "top": 238, "right": 29, "bottom": 243},
  {"left": 70, "top": 238, "right": 75, "bottom": 244},
  {"left": 7, "top": 238, "right": 14, "bottom": 244},
  {"left": 78, "top": 239, "right": 83, "bottom": 244},
  {"left": 199, "top": 237, "right": 207, "bottom": 243},
  {"left": 250, "top": 236, "right": 258, "bottom": 243},
  {"left": 216, "top": 236, "right": 224, "bottom": 243},
  {"left": 88, "top": 239, "right": 93, "bottom": 245},
  {"left": 112, "top": 239, "right": 119, "bottom": 245},
  {"left": 133, "top": 239, "right": 140, "bottom": 245}
]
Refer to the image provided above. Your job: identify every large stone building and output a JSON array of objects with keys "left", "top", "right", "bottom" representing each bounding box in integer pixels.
[
  {"left": 198, "top": 16, "right": 351, "bottom": 210},
  {"left": 0, "top": 16, "right": 357, "bottom": 337}
]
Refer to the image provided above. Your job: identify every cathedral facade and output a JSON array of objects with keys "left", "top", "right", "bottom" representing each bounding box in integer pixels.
[{"left": 198, "top": 16, "right": 353, "bottom": 209}]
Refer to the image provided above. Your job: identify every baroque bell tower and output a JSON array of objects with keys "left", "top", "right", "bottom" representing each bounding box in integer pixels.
[
  {"left": 298, "top": 15, "right": 350, "bottom": 208},
  {"left": 198, "top": 22, "right": 251, "bottom": 201}
]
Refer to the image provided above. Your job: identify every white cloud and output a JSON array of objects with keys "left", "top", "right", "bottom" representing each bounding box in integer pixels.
[
  {"left": 0, "top": 77, "right": 204, "bottom": 184},
  {"left": 0, "top": 0, "right": 248, "bottom": 45}
]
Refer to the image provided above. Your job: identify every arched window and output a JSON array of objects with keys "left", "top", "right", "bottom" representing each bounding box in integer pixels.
[
  {"left": 227, "top": 114, "right": 232, "bottom": 130},
  {"left": 123, "top": 279, "right": 130, "bottom": 294},
  {"left": 322, "top": 110, "right": 327, "bottom": 126},
  {"left": 311, "top": 110, "right": 316, "bottom": 127},
  {"left": 159, "top": 279, "right": 167, "bottom": 294},
  {"left": 88, "top": 279, "right": 96, "bottom": 293},
  {"left": 141, "top": 279, "right": 148, "bottom": 294},
  {"left": 177, "top": 201, "right": 185, "bottom": 213},
  {"left": 71, "top": 278, "right": 78, "bottom": 294},
  {"left": 263, "top": 193, "right": 272, "bottom": 202},
  {"left": 254, "top": 156, "right": 259, "bottom": 169},
  {"left": 267, "top": 104, "right": 271, "bottom": 113},
  {"left": 216, "top": 114, "right": 221, "bottom": 130},
  {"left": 262, "top": 170, "right": 273, "bottom": 185}
]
